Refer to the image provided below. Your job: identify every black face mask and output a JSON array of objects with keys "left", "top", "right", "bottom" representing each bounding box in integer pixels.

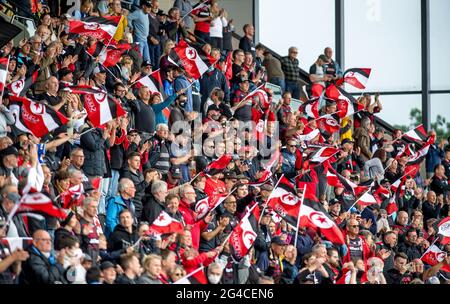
[{"left": 179, "top": 100, "right": 187, "bottom": 107}]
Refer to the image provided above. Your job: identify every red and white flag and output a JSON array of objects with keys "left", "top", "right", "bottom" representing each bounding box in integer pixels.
[
  {"left": 403, "top": 124, "right": 428, "bottom": 144},
  {"left": 149, "top": 210, "right": 184, "bottom": 235},
  {"left": 69, "top": 16, "right": 121, "bottom": 41},
  {"left": 317, "top": 113, "right": 341, "bottom": 135},
  {"left": 437, "top": 217, "right": 450, "bottom": 245},
  {"left": 0, "top": 56, "right": 9, "bottom": 95},
  {"left": 229, "top": 214, "right": 257, "bottom": 260},
  {"left": 168, "top": 40, "right": 215, "bottom": 79},
  {"left": 136, "top": 70, "right": 164, "bottom": 97},
  {"left": 421, "top": 244, "right": 450, "bottom": 271},
  {"left": 305, "top": 146, "right": 339, "bottom": 164},
  {"left": 356, "top": 191, "right": 378, "bottom": 206},
  {"left": 194, "top": 193, "right": 228, "bottom": 221},
  {"left": 9, "top": 96, "right": 69, "bottom": 137},
  {"left": 17, "top": 192, "right": 67, "bottom": 219},
  {"left": 87, "top": 40, "right": 130, "bottom": 67},
  {"left": 204, "top": 154, "right": 233, "bottom": 176},
  {"left": 336, "top": 68, "right": 372, "bottom": 90},
  {"left": 82, "top": 91, "right": 126, "bottom": 127},
  {"left": 267, "top": 176, "right": 300, "bottom": 226},
  {"left": 249, "top": 150, "right": 280, "bottom": 186},
  {"left": 299, "top": 97, "right": 320, "bottom": 119},
  {"left": 7, "top": 69, "right": 39, "bottom": 97},
  {"left": 60, "top": 184, "right": 85, "bottom": 209},
  {"left": 325, "top": 84, "right": 365, "bottom": 118},
  {"left": 404, "top": 142, "right": 431, "bottom": 178},
  {"left": 299, "top": 198, "right": 345, "bottom": 245},
  {"left": 326, "top": 167, "right": 368, "bottom": 196}
]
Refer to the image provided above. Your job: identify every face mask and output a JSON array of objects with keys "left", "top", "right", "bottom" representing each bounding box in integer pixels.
[
  {"left": 212, "top": 114, "right": 220, "bottom": 120},
  {"left": 179, "top": 101, "right": 186, "bottom": 107},
  {"left": 208, "top": 274, "right": 221, "bottom": 284},
  {"left": 42, "top": 251, "right": 51, "bottom": 259}
]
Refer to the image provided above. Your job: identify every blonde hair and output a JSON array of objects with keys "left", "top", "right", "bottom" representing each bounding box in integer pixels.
[{"left": 143, "top": 254, "right": 161, "bottom": 270}]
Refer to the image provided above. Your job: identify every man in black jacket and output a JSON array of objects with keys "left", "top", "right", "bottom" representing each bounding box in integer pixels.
[
  {"left": 108, "top": 209, "right": 139, "bottom": 252},
  {"left": 141, "top": 180, "right": 168, "bottom": 224},
  {"left": 121, "top": 152, "right": 153, "bottom": 219},
  {"left": 239, "top": 24, "right": 256, "bottom": 59},
  {"left": 397, "top": 228, "right": 423, "bottom": 261},
  {"left": 115, "top": 253, "right": 141, "bottom": 284},
  {"left": 19, "top": 230, "right": 67, "bottom": 284}
]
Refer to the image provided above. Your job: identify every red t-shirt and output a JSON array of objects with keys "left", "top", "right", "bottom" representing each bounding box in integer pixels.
[{"left": 192, "top": 7, "right": 211, "bottom": 33}]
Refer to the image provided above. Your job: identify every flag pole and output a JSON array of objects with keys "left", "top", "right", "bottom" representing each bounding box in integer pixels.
[
  {"left": 258, "top": 173, "right": 284, "bottom": 224},
  {"left": 419, "top": 236, "right": 440, "bottom": 260},
  {"left": 294, "top": 184, "right": 307, "bottom": 248},
  {"left": 347, "top": 188, "right": 371, "bottom": 212},
  {"left": 128, "top": 68, "right": 161, "bottom": 88},
  {"left": 229, "top": 83, "right": 266, "bottom": 119},
  {"left": 209, "top": 188, "right": 236, "bottom": 214},
  {"left": 84, "top": 49, "right": 121, "bottom": 83},
  {"left": 173, "top": 265, "right": 205, "bottom": 284},
  {"left": 181, "top": 0, "right": 209, "bottom": 19}
]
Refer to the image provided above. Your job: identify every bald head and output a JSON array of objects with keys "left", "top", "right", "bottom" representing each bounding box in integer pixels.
[{"left": 33, "top": 229, "right": 52, "bottom": 253}]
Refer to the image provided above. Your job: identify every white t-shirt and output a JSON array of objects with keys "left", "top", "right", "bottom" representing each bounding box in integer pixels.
[{"left": 210, "top": 17, "right": 228, "bottom": 38}]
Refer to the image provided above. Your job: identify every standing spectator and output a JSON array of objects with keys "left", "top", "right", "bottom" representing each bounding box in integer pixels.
[
  {"left": 354, "top": 117, "right": 373, "bottom": 162},
  {"left": 79, "top": 198, "right": 103, "bottom": 264},
  {"left": 422, "top": 191, "right": 442, "bottom": 225},
  {"left": 281, "top": 47, "right": 301, "bottom": 99},
  {"left": 174, "top": 0, "right": 194, "bottom": 29},
  {"left": 209, "top": 4, "right": 227, "bottom": 50},
  {"left": 191, "top": 0, "right": 213, "bottom": 43},
  {"left": 127, "top": 1, "right": 152, "bottom": 62},
  {"left": 148, "top": 0, "right": 162, "bottom": 68},
  {"left": 308, "top": 55, "right": 332, "bottom": 98},
  {"left": 425, "top": 130, "right": 444, "bottom": 179},
  {"left": 105, "top": 178, "right": 136, "bottom": 238},
  {"left": 323, "top": 47, "right": 343, "bottom": 83},
  {"left": 429, "top": 164, "right": 450, "bottom": 197},
  {"left": 173, "top": 67, "right": 194, "bottom": 113},
  {"left": 131, "top": 86, "right": 157, "bottom": 135},
  {"left": 239, "top": 24, "right": 256, "bottom": 58},
  {"left": 231, "top": 49, "right": 245, "bottom": 86},
  {"left": 263, "top": 51, "right": 285, "bottom": 93}
]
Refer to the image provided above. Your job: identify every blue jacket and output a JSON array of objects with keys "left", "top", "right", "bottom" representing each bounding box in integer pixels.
[
  {"left": 426, "top": 144, "right": 444, "bottom": 173},
  {"left": 281, "top": 148, "right": 296, "bottom": 175},
  {"left": 361, "top": 207, "right": 377, "bottom": 235},
  {"left": 151, "top": 93, "right": 178, "bottom": 126},
  {"left": 105, "top": 195, "right": 135, "bottom": 238},
  {"left": 174, "top": 75, "right": 193, "bottom": 112}
]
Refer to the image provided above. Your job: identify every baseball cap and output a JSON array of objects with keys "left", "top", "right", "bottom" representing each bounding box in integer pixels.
[
  {"left": 100, "top": 261, "right": 115, "bottom": 271},
  {"left": 271, "top": 236, "right": 287, "bottom": 246},
  {"left": 169, "top": 166, "right": 182, "bottom": 179},
  {"left": 0, "top": 146, "right": 19, "bottom": 158},
  {"left": 329, "top": 198, "right": 340, "bottom": 206},
  {"left": 341, "top": 138, "right": 354, "bottom": 146},
  {"left": 141, "top": 60, "right": 152, "bottom": 68}
]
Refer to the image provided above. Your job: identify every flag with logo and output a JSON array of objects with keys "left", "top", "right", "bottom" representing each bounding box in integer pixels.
[
  {"left": 17, "top": 192, "right": 67, "bottom": 219},
  {"left": 69, "top": 16, "right": 121, "bottom": 41},
  {"left": 136, "top": 70, "right": 165, "bottom": 98},
  {"left": 87, "top": 40, "right": 130, "bottom": 67},
  {"left": 168, "top": 40, "right": 216, "bottom": 79},
  {"left": 0, "top": 56, "right": 9, "bottom": 96},
  {"left": 60, "top": 184, "right": 85, "bottom": 209},
  {"left": 229, "top": 214, "right": 257, "bottom": 260},
  {"left": 421, "top": 244, "right": 450, "bottom": 271},
  {"left": 194, "top": 193, "right": 228, "bottom": 221},
  {"left": 325, "top": 84, "right": 365, "bottom": 119},
  {"left": 9, "top": 96, "right": 69, "bottom": 137},
  {"left": 82, "top": 90, "right": 127, "bottom": 127},
  {"left": 299, "top": 97, "right": 320, "bottom": 119},
  {"left": 336, "top": 68, "right": 372, "bottom": 90},
  {"left": 148, "top": 210, "right": 184, "bottom": 235},
  {"left": 7, "top": 69, "right": 39, "bottom": 97},
  {"left": 299, "top": 198, "right": 345, "bottom": 245},
  {"left": 267, "top": 176, "right": 300, "bottom": 226},
  {"left": 437, "top": 217, "right": 450, "bottom": 245}
]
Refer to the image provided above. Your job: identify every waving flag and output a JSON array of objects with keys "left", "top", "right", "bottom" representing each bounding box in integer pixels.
[
  {"left": 60, "top": 184, "right": 85, "bottom": 209},
  {"left": 1, "top": 237, "right": 33, "bottom": 252},
  {"left": 305, "top": 146, "right": 339, "bottom": 164},
  {"left": 336, "top": 68, "right": 372, "bottom": 90},
  {"left": 404, "top": 142, "right": 431, "bottom": 178},
  {"left": 149, "top": 210, "right": 184, "bottom": 235},
  {"left": 249, "top": 150, "right": 280, "bottom": 186},
  {"left": 87, "top": 40, "right": 130, "bottom": 67},
  {"left": 136, "top": 70, "right": 164, "bottom": 98},
  {"left": 62, "top": 85, "right": 105, "bottom": 95},
  {"left": 194, "top": 193, "right": 228, "bottom": 221},
  {"left": 299, "top": 198, "right": 345, "bottom": 245},
  {"left": 326, "top": 168, "right": 367, "bottom": 196},
  {"left": 299, "top": 98, "right": 320, "bottom": 119},
  {"left": 421, "top": 245, "right": 450, "bottom": 272},
  {"left": 9, "top": 96, "right": 69, "bottom": 137},
  {"left": 7, "top": 69, "right": 39, "bottom": 97},
  {"left": 229, "top": 214, "right": 257, "bottom": 260},
  {"left": 356, "top": 191, "right": 378, "bottom": 206},
  {"left": 317, "top": 113, "right": 341, "bottom": 135},
  {"left": 82, "top": 91, "right": 126, "bottom": 127},
  {"left": 325, "top": 84, "right": 364, "bottom": 119},
  {"left": 17, "top": 192, "right": 67, "bottom": 219},
  {"left": 168, "top": 40, "right": 215, "bottom": 79},
  {"left": 437, "top": 217, "right": 450, "bottom": 245},
  {"left": 403, "top": 124, "right": 428, "bottom": 144},
  {"left": 267, "top": 176, "right": 300, "bottom": 226},
  {"left": 204, "top": 154, "right": 233, "bottom": 176},
  {"left": 69, "top": 16, "right": 121, "bottom": 41},
  {"left": 296, "top": 170, "right": 319, "bottom": 201},
  {"left": 0, "top": 56, "right": 9, "bottom": 95}
]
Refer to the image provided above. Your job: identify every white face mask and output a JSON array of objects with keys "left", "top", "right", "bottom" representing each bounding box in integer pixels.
[
  {"left": 42, "top": 251, "right": 51, "bottom": 259},
  {"left": 208, "top": 274, "right": 221, "bottom": 284}
]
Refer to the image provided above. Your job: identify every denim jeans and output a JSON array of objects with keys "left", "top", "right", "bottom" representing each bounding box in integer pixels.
[
  {"left": 285, "top": 80, "right": 301, "bottom": 99},
  {"left": 106, "top": 169, "right": 120, "bottom": 201},
  {"left": 135, "top": 37, "right": 150, "bottom": 62},
  {"left": 269, "top": 77, "right": 286, "bottom": 93},
  {"left": 97, "top": 177, "right": 110, "bottom": 215},
  {"left": 148, "top": 43, "right": 161, "bottom": 69}
]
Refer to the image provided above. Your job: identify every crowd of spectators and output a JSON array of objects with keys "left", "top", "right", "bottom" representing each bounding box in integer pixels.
[{"left": 0, "top": 0, "right": 449, "bottom": 285}]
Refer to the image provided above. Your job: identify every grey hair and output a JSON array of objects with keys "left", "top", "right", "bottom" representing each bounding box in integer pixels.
[
  {"left": 207, "top": 263, "right": 223, "bottom": 275},
  {"left": 68, "top": 168, "right": 82, "bottom": 177},
  {"left": 179, "top": 184, "right": 194, "bottom": 198},
  {"left": 156, "top": 123, "right": 169, "bottom": 131},
  {"left": 311, "top": 244, "right": 326, "bottom": 255},
  {"left": 70, "top": 147, "right": 83, "bottom": 157},
  {"left": 361, "top": 117, "right": 371, "bottom": 130},
  {"left": 83, "top": 196, "right": 97, "bottom": 209},
  {"left": 151, "top": 180, "right": 167, "bottom": 195},
  {"left": 118, "top": 178, "right": 133, "bottom": 193},
  {"left": 288, "top": 46, "right": 298, "bottom": 53}
]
